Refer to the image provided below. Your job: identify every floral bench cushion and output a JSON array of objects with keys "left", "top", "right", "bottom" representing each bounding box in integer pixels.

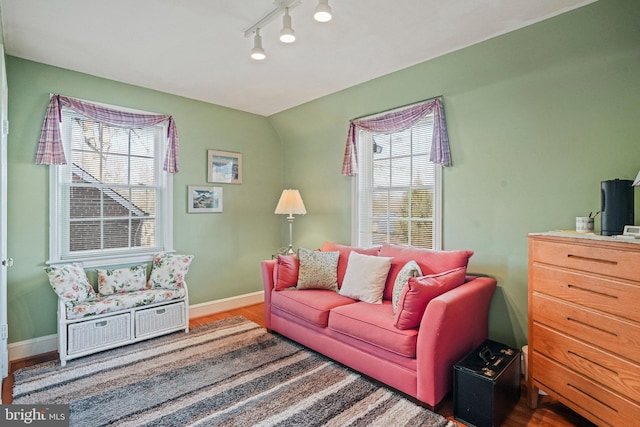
[{"left": 65, "top": 288, "right": 186, "bottom": 320}]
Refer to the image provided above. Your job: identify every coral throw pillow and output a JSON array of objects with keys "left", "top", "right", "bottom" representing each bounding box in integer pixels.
[
  {"left": 392, "top": 260, "right": 422, "bottom": 314},
  {"left": 339, "top": 252, "right": 393, "bottom": 304},
  {"left": 379, "top": 244, "right": 473, "bottom": 301},
  {"left": 273, "top": 255, "right": 299, "bottom": 290},
  {"left": 394, "top": 267, "right": 467, "bottom": 330}
]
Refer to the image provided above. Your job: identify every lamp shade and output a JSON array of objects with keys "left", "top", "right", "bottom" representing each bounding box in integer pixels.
[
  {"left": 634, "top": 170, "right": 640, "bottom": 186},
  {"left": 274, "top": 189, "right": 307, "bottom": 215}
]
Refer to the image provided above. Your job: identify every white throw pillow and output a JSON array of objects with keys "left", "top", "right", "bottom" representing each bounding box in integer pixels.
[
  {"left": 339, "top": 251, "right": 393, "bottom": 304},
  {"left": 392, "top": 260, "right": 422, "bottom": 313}
]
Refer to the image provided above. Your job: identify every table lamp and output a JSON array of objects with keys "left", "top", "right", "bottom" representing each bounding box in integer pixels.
[{"left": 274, "top": 189, "right": 306, "bottom": 254}]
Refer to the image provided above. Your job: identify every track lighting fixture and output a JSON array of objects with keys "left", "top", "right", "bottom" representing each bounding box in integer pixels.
[
  {"left": 245, "top": 0, "right": 333, "bottom": 60},
  {"left": 279, "top": 7, "right": 296, "bottom": 43},
  {"left": 314, "top": 0, "right": 332, "bottom": 22},
  {"left": 250, "top": 29, "right": 266, "bottom": 60}
]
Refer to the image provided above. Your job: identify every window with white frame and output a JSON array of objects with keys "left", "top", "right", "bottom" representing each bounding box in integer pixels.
[
  {"left": 353, "top": 113, "right": 441, "bottom": 249},
  {"left": 49, "top": 105, "right": 173, "bottom": 267}
]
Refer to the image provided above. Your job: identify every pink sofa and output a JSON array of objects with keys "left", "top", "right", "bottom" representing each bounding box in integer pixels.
[{"left": 260, "top": 242, "right": 497, "bottom": 408}]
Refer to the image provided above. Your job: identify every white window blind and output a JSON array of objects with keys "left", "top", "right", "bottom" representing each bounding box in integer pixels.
[
  {"left": 354, "top": 114, "right": 441, "bottom": 249},
  {"left": 49, "top": 105, "right": 172, "bottom": 267}
]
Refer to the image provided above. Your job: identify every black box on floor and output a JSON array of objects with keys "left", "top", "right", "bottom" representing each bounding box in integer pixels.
[{"left": 453, "top": 339, "right": 521, "bottom": 427}]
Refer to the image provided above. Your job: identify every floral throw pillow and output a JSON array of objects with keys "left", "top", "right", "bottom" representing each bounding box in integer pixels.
[
  {"left": 148, "top": 253, "right": 194, "bottom": 290},
  {"left": 44, "top": 263, "right": 95, "bottom": 304},
  {"left": 97, "top": 264, "right": 148, "bottom": 295},
  {"left": 392, "top": 260, "right": 422, "bottom": 314},
  {"left": 297, "top": 248, "right": 339, "bottom": 291}
]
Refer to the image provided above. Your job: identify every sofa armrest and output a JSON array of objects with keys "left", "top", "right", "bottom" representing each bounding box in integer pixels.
[
  {"left": 415, "top": 275, "right": 497, "bottom": 405},
  {"left": 260, "top": 260, "right": 277, "bottom": 329}
]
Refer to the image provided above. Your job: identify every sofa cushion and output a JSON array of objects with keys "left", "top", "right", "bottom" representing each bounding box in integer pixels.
[
  {"left": 45, "top": 263, "right": 96, "bottom": 305},
  {"left": 148, "top": 253, "right": 194, "bottom": 290},
  {"left": 394, "top": 267, "right": 467, "bottom": 330},
  {"left": 66, "top": 288, "right": 187, "bottom": 320},
  {"left": 339, "top": 252, "right": 393, "bottom": 304},
  {"left": 297, "top": 248, "right": 339, "bottom": 291},
  {"left": 392, "top": 260, "right": 422, "bottom": 314},
  {"left": 271, "top": 289, "right": 356, "bottom": 327},
  {"left": 379, "top": 244, "right": 473, "bottom": 301},
  {"left": 273, "top": 255, "right": 298, "bottom": 290},
  {"left": 320, "top": 242, "right": 381, "bottom": 287},
  {"left": 97, "top": 264, "right": 148, "bottom": 295},
  {"left": 329, "top": 301, "right": 418, "bottom": 358}
]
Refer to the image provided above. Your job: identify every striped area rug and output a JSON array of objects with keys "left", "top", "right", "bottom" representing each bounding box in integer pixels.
[{"left": 13, "top": 316, "right": 455, "bottom": 427}]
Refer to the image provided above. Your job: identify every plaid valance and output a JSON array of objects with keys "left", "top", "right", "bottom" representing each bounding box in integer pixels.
[
  {"left": 36, "top": 94, "right": 180, "bottom": 173},
  {"left": 342, "top": 97, "right": 450, "bottom": 176}
]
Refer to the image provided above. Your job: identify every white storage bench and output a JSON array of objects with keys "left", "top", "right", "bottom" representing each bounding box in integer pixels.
[
  {"left": 45, "top": 253, "right": 193, "bottom": 366},
  {"left": 59, "top": 294, "right": 188, "bottom": 366}
]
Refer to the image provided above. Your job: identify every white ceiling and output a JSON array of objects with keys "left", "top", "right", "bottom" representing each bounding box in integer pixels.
[{"left": 0, "top": 0, "right": 596, "bottom": 116}]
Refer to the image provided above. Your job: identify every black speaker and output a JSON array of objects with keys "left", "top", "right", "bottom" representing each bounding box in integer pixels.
[{"left": 601, "top": 179, "right": 634, "bottom": 236}]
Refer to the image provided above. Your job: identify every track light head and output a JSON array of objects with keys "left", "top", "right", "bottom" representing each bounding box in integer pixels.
[
  {"left": 314, "top": 0, "right": 332, "bottom": 23},
  {"left": 251, "top": 29, "right": 266, "bottom": 60},
  {"left": 279, "top": 7, "right": 296, "bottom": 43}
]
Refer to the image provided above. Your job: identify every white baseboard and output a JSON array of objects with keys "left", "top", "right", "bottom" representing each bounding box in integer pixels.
[
  {"left": 188, "top": 291, "right": 264, "bottom": 318},
  {"left": 8, "top": 291, "right": 265, "bottom": 362}
]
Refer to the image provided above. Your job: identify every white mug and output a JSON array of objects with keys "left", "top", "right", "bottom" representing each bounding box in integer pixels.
[{"left": 576, "top": 216, "right": 594, "bottom": 233}]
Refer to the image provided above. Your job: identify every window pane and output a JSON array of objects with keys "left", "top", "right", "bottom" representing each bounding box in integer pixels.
[
  {"left": 410, "top": 221, "right": 433, "bottom": 248},
  {"left": 390, "top": 157, "right": 411, "bottom": 187},
  {"left": 372, "top": 159, "right": 390, "bottom": 188},
  {"left": 391, "top": 129, "right": 411, "bottom": 157},
  {"left": 411, "top": 189, "right": 433, "bottom": 218},
  {"left": 70, "top": 221, "right": 101, "bottom": 251},
  {"left": 69, "top": 186, "right": 101, "bottom": 219}
]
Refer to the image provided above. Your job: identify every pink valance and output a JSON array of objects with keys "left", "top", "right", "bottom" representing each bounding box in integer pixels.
[
  {"left": 341, "top": 97, "right": 450, "bottom": 176},
  {"left": 35, "top": 95, "right": 180, "bottom": 173}
]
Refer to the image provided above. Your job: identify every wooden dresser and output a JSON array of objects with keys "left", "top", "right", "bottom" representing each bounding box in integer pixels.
[{"left": 528, "top": 232, "right": 640, "bottom": 426}]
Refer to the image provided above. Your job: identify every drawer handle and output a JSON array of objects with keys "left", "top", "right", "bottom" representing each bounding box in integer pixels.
[
  {"left": 156, "top": 309, "right": 166, "bottom": 315},
  {"left": 567, "top": 383, "right": 618, "bottom": 414},
  {"left": 567, "top": 284, "right": 618, "bottom": 300},
  {"left": 567, "top": 254, "right": 617, "bottom": 265},
  {"left": 567, "top": 317, "right": 618, "bottom": 337},
  {"left": 95, "top": 321, "right": 108, "bottom": 328},
  {"left": 567, "top": 350, "right": 618, "bottom": 376}
]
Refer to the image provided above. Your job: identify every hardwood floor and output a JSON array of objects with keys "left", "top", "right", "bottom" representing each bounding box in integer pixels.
[{"left": 2, "top": 303, "right": 594, "bottom": 426}]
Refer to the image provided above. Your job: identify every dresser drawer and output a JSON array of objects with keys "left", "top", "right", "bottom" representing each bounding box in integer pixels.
[
  {"left": 533, "top": 352, "right": 640, "bottom": 426},
  {"left": 531, "top": 239, "right": 640, "bottom": 281},
  {"left": 531, "top": 263, "right": 640, "bottom": 323},
  {"left": 532, "top": 293, "right": 640, "bottom": 364},
  {"left": 533, "top": 323, "right": 640, "bottom": 403}
]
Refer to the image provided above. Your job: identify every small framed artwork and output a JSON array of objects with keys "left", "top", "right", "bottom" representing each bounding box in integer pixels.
[
  {"left": 207, "top": 150, "right": 242, "bottom": 184},
  {"left": 188, "top": 185, "right": 223, "bottom": 213}
]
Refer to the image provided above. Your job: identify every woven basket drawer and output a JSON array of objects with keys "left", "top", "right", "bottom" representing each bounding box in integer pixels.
[
  {"left": 68, "top": 313, "right": 131, "bottom": 355},
  {"left": 135, "top": 301, "right": 186, "bottom": 338}
]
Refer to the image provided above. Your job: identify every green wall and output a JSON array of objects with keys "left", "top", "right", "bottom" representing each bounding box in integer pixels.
[
  {"left": 5, "top": 0, "right": 640, "bottom": 348},
  {"left": 6, "top": 58, "right": 283, "bottom": 343},
  {"left": 268, "top": 0, "right": 640, "bottom": 347}
]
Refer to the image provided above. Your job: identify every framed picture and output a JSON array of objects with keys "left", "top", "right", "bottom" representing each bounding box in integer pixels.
[
  {"left": 188, "top": 185, "right": 223, "bottom": 213},
  {"left": 207, "top": 150, "right": 242, "bottom": 184}
]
